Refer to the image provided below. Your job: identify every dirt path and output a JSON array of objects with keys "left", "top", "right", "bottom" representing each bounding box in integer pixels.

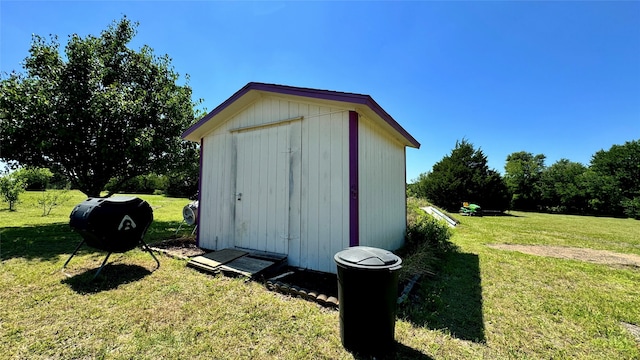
[
  {"left": 149, "top": 237, "right": 205, "bottom": 259},
  {"left": 487, "top": 244, "right": 640, "bottom": 269}
]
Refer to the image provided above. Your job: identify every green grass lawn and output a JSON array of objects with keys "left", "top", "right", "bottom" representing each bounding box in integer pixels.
[{"left": 1, "top": 192, "right": 639, "bottom": 359}]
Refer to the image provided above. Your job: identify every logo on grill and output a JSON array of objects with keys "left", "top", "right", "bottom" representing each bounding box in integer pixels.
[{"left": 118, "top": 215, "right": 137, "bottom": 231}]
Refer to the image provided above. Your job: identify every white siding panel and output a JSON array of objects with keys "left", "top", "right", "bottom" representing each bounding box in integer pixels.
[
  {"left": 288, "top": 120, "right": 302, "bottom": 267},
  {"left": 358, "top": 116, "right": 406, "bottom": 251},
  {"left": 329, "top": 111, "right": 348, "bottom": 271},
  {"left": 317, "top": 111, "right": 332, "bottom": 272},
  {"left": 200, "top": 131, "right": 235, "bottom": 251},
  {"left": 287, "top": 99, "right": 303, "bottom": 266},
  {"left": 199, "top": 95, "right": 353, "bottom": 273},
  {"left": 303, "top": 105, "right": 321, "bottom": 271},
  {"left": 198, "top": 137, "right": 214, "bottom": 250},
  {"left": 297, "top": 103, "right": 310, "bottom": 268},
  {"left": 317, "top": 111, "right": 331, "bottom": 271},
  {"left": 219, "top": 133, "right": 235, "bottom": 250},
  {"left": 257, "top": 127, "right": 269, "bottom": 251},
  {"left": 299, "top": 105, "right": 350, "bottom": 273}
]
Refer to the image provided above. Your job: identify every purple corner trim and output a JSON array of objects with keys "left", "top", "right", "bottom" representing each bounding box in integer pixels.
[
  {"left": 182, "top": 82, "right": 420, "bottom": 148},
  {"left": 196, "top": 138, "right": 203, "bottom": 247},
  {"left": 349, "top": 111, "right": 359, "bottom": 247}
]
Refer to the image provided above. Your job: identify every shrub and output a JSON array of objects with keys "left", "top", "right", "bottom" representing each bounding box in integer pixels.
[
  {"left": 104, "top": 174, "right": 168, "bottom": 194},
  {"left": 0, "top": 174, "right": 26, "bottom": 211},
  {"left": 37, "top": 189, "right": 72, "bottom": 216},
  {"left": 165, "top": 173, "right": 198, "bottom": 198},
  {"left": 398, "top": 199, "right": 456, "bottom": 282},
  {"left": 404, "top": 212, "right": 454, "bottom": 255},
  {"left": 13, "top": 167, "right": 53, "bottom": 190}
]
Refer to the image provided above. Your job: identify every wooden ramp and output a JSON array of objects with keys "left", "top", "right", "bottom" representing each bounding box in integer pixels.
[{"left": 188, "top": 248, "right": 286, "bottom": 278}]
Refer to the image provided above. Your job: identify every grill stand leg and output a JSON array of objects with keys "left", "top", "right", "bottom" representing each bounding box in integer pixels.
[
  {"left": 175, "top": 221, "right": 185, "bottom": 235},
  {"left": 63, "top": 239, "right": 86, "bottom": 269},
  {"left": 64, "top": 239, "right": 158, "bottom": 280},
  {"left": 93, "top": 252, "right": 112, "bottom": 280},
  {"left": 139, "top": 239, "right": 160, "bottom": 269}
]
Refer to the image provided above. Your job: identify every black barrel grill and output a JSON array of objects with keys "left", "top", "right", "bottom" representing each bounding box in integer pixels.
[{"left": 64, "top": 196, "right": 159, "bottom": 278}]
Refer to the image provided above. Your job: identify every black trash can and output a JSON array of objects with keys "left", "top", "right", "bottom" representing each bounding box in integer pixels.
[{"left": 334, "top": 246, "right": 402, "bottom": 355}]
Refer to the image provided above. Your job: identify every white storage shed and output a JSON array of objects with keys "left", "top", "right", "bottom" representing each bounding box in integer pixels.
[{"left": 182, "top": 83, "right": 420, "bottom": 273}]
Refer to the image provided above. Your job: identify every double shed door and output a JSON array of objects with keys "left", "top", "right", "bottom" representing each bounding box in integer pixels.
[{"left": 233, "top": 121, "right": 301, "bottom": 258}]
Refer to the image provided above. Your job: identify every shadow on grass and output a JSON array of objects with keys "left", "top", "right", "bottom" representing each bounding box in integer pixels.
[
  {"left": 0, "top": 223, "right": 89, "bottom": 262},
  {"left": 62, "top": 264, "right": 153, "bottom": 294},
  {"left": 350, "top": 342, "right": 435, "bottom": 359},
  {"left": 399, "top": 251, "right": 485, "bottom": 343},
  {"left": 0, "top": 221, "right": 181, "bottom": 262},
  {"left": 392, "top": 342, "right": 435, "bottom": 360},
  {"left": 486, "top": 211, "right": 522, "bottom": 217}
]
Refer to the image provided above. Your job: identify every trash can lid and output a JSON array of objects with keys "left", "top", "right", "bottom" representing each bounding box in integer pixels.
[{"left": 334, "top": 246, "right": 402, "bottom": 270}]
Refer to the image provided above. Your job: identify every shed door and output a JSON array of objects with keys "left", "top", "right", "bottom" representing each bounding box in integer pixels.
[{"left": 234, "top": 122, "right": 300, "bottom": 256}]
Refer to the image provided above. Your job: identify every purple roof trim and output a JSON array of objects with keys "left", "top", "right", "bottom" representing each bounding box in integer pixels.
[{"left": 182, "top": 82, "right": 420, "bottom": 148}]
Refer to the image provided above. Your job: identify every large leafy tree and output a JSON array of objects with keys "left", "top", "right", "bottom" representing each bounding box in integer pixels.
[
  {"left": 585, "top": 140, "right": 640, "bottom": 218},
  {"left": 412, "top": 139, "right": 509, "bottom": 211},
  {"left": 504, "top": 151, "right": 546, "bottom": 211},
  {"left": 0, "top": 17, "right": 199, "bottom": 197},
  {"left": 539, "top": 159, "right": 587, "bottom": 214}
]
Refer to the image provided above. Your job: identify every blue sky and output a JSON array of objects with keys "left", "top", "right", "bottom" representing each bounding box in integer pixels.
[{"left": 1, "top": 1, "right": 638, "bottom": 182}]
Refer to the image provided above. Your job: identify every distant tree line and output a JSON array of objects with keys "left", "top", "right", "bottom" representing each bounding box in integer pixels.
[
  {"left": 504, "top": 140, "right": 639, "bottom": 218},
  {"left": 1, "top": 165, "right": 198, "bottom": 198},
  {"left": 408, "top": 139, "right": 640, "bottom": 219}
]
